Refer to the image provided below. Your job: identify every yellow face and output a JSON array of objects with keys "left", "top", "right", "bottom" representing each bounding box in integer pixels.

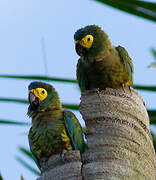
[
  {"left": 75, "top": 34, "right": 94, "bottom": 49},
  {"left": 29, "top": 88, "right": 48, "bottom": 102}
]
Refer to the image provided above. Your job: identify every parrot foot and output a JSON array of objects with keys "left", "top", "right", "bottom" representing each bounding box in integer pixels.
[
  {"left": 128, "top": 86, "right": 132, "bottom": 95},
  {"left": 143, "top": 100, "right": 146, "bottom": 107},
  {"left": 121, "top": 84, "right": 126, "bottom": 93},
  {"left": 60, "top": 149, "right": 68, "bottom": 161},
  {"left": 39, "top": 157, "right": 48, "bottom": 169},
  {"left": 92, "top": 88, "right": 100, "bottom": 94}
]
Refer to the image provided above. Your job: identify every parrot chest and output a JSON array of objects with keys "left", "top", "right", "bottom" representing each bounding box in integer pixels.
[
  {"left": 29, "top": 120, "right": 72, "bottom": 159},
  {"left": 84, "top": 57, "right": 129, "bottom": 90}
]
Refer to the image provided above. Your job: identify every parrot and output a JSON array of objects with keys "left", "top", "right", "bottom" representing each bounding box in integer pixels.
[
  {"left": 74, "top": 25, "right": 133, "bottom": 93},
  {"left": 27, "top": 81, "right": 87, "bottom": 168}
]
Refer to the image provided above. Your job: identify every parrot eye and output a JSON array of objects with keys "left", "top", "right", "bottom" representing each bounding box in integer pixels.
[
  {"left": 32, "top": 88, "right": 48, "bottom": 102},
  {"left": 87, "top": 37, "right": 91, "bottom": 41},
  {"left": 79, "top": 34, "right": 94, "bottom": 49}
]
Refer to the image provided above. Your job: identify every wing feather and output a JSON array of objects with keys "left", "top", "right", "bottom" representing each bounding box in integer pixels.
[{"left": 116, "top": 45, "right": 133, "bottom": 86}]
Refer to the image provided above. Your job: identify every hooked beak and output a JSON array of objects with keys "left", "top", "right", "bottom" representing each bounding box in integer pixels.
[
  {"left": 28, "top": 92, "right": 39, "bottom": 109},
  {"left": 75, "top": 41, "right": 87, "bottom": 56}
]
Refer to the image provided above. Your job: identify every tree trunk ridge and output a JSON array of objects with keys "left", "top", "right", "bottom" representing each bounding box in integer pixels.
[
  {"left": 80, "top": 87, "right": 155, "bottom": 180},
  {"left": 37, "top": 88, "right": 155, "bottom": 180}
]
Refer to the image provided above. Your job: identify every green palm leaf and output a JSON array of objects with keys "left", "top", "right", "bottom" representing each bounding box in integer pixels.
[
  {"left": 0, "top": 98, "right": 28, "bottom": 104},
  {"left": 0, "top": 74, "right": 156, "bottom": 92},
  {"left": 151, "top": 131, "right": 156, "bottom": 150},
  {"left": 0, "top": 173, "right": 3, "bottom": 180},
  {"left": 18, "top": 147, "right": 34, "bottom": 161},
  {"left": 133, "top": 85, "right": 156, "bottom": 91},
  {"left": 0, "top": 97, "right": 79, "bottom": 110},
  {"left": 94, "top": 0, "right": 156, "bottom": 22},
  {"left": 62, "top": 103, "right": 79, "bottom": 110},
  {"left": 0, "top": 119, "right": 29, "bottom": 126},
  {"left": 148, "top": 110, "right": 156, "bottom": 124},
  {"left": 0, "top": 74, "right": 77, "bottom": 83},
  {"left": 151, "top": 48, "right": 156, "bottom": 59},
  {"left": 16, "top": 156, "right": 40, "bottom": 176},
  {"left": 148, "top": 48, "right": 156, "bottom": 68}
]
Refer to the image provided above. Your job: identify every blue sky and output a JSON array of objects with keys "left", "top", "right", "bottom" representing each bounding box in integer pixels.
[{"left": 0, "top": 0, "right": 155, "bottom": 179}]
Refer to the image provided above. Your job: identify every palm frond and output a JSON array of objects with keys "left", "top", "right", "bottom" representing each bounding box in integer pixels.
[
  {"left": 0, "top": 74, "right": 77, "bottom": 83},
  {"left": 148, "top": 110, "right": 156, "bottom": 124},
  {"left": 0, "top": 97, "right": 28, "bottom": 104},
  {"left": 62, "top": 103, "right": 79, "bottom": 110},
  {"left": 18, "top": 147, "right": 34, "bottom": 161},
  {"left": 134, "top": 85, "right": 156, "bottom": 92},
  {"left": 151, "top": 131, "right": 156, "bottom": 150},
  {"left": 0, "top": 119, "right": 29, "bottom": 126},
  {"left": 0, "top": 97, "right": 79, "bottom": 110},
  {"left": 16, "top": 156, "right": 40, "bottom": 176},
  {"left": 151, "top": 48, "right": 156, "bottom": 59},
  {"left": 94, "top": 0, "right": 156, "bottom": 22},
  {"left": 20, "top": 175, "right": 25, "bottom": 180},
  {"left": 0, "top": 173, "right": 3, "bottom": 180},
  {"left": 148, "top": 48, "right": 156, "bottom": 68}
]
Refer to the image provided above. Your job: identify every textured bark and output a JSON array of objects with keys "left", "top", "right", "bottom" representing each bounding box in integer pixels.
[
  {"left": 37, "top": 150, "right": 82, "bottom": 180},
  {"left": 80, "top": 87, "right": 155, "bottom": 180},
  {"left": 36, "top": 88, "right": 155, "bottom": 180}
]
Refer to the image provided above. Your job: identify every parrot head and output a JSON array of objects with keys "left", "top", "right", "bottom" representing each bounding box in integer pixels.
[
  {"left": 74, "top": 25, "right": 110, "bottom": 59},
  {"left": 28, "top": 81, "right": 61, "bottom": 111}
]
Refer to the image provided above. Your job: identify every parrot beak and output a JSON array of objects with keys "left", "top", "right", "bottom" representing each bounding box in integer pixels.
[
  {"left": 75, "top": 42, "right": 87, "bottom": 56},
  {"left": 28, "top": 92, "right": 39, "bottom": 109}
]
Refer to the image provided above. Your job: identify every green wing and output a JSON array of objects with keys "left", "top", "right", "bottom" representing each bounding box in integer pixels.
[
  {"left": 28, "top": 128, "right": 41, "bottom": 169},
  {"left": 76, "top": 58, "right": 89, "bottom": 92},
  {"left": 64, "top": 110, "right": 88, "bottom": 154},
  {"left": 116, "top": 46, "right": 133, "bottom": 86}
]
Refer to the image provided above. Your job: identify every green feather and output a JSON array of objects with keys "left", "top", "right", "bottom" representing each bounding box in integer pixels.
[
  {"left": 64, "top": 110, "right": 88, "bottom": 154},
  {"left": 76, "top": 58, "right": 89, "bottom": 92},
  {"left": 116, "top": 46, "right": 133, "bottom": 87}
]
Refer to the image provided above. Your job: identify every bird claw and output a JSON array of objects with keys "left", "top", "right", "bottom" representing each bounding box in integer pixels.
[
  {"left": 60, "top": 149, "right": 68, "bottom": 161},
  {"left": 91, "top": 88, "right": 100, "bottom": 95},
  {"left": 128, "top": 86, "right": 132, "bottom": 95},
  {"left": 121, "top": 84, "right": 126, "bottom": 93},
  {"left": 143, "top": 100, "right": 146, "bottom": 107},
  {"left": 39, "top": 157, "right": 48, "bottom": 168},
  {"left": 122, "top": 84, "right": 132, "bottom": 95}
]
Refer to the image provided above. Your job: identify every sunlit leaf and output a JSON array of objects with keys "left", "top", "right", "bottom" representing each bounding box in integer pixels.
[
  {"left": 16, "top": 156, "right": 40, "bottom": 176},
  {"left": 0, "top": 74, "right": 77, "bottom": 83}
]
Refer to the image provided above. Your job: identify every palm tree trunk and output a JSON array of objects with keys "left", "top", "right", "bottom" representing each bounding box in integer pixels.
[
  {"left": 37, "top": 88, "right": 155, "bottom": 180},
  {"left": 80, "top": 87, "right": 155, "bottom": 180},
  {"left": 37, "top": 151, "right": 82, "bottom": 180}
]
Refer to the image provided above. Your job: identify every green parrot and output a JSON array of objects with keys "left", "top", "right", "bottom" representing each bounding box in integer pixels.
[
  {"left": 27, "top": 81, "right": 87, "bottom": 168},
  {"left": 74, "top": 25, "right": 133, "bottom": 92}
]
